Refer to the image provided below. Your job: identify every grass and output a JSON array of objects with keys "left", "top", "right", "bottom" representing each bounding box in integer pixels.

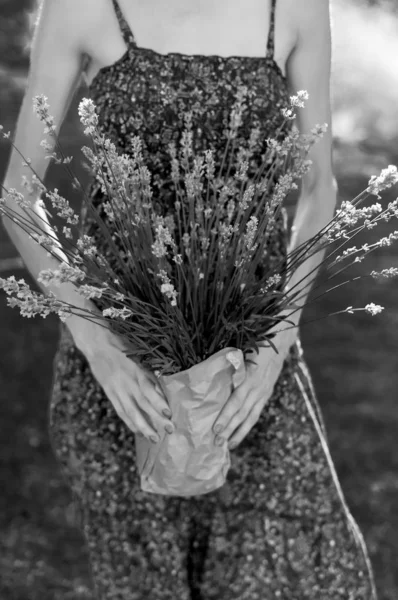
[{"left": 1, "top": 1, "right": 398, "bottom": 598}]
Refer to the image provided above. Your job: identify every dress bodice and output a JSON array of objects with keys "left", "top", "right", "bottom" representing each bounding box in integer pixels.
[{"left": 83, "top": 0, "right": 291, "bottom": 272}]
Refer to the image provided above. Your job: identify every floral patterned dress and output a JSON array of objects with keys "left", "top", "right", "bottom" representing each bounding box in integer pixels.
[{"left": 49, "top": 0, "right": 377, "bottom": 598}]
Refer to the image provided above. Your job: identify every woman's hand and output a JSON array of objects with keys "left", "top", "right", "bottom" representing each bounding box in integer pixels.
[
  {"left": 75, "top": 321, "right": 175, "bottom": 444},
  {"left": 212, "top": 330, "right": 296, "bottom": 450}
]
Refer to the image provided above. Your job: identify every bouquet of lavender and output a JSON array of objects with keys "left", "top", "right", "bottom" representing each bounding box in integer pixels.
[{"left": 1, "top": 89, "right": 397, "bottom": 495}]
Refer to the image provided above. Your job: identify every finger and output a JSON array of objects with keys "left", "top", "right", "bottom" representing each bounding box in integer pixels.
[
  {"left": 109, "top": 388, "right": 156, "bottom": 439},
  {"left": 133, "top": 382, "right": 175, "bottom": 437},
  {"left": 212, "top": 383, "right": 249, "bottom": 436},
  {"left": 145, "top": 370, "right": 168, "bottom": 401},
  {"left": 137, "top": 372, "right": 172, "bottom": 419},
  {"left": 112, "top": 397, "right": 138, "bottom": 433},
  {"left": 140, "top": 366, "right": 166, "bottom": 394},
  {"left": 104, "top": 390, "right": 139, "bottom": 433},
  {"left": 217, "top": 390, "right": 258, "bottom": 444},
  {"left": 126, "top": 400, "right": 161, "bottom": 440},
  {"left": 228, "top": 400, "right": 263, "bottom": 450}
]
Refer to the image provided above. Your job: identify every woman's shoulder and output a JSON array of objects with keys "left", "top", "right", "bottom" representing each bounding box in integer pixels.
[
  {"left": 277, "top": 0, "right": 331, "bottom": 61},
  {"left": 284, "top": 0, "right": 331, "bottom": 35},
  {"left": 33, "top": 0, "right": 128, "bottom": 72},
  {"left": 33, "top": 0, "right": 112, "bottom": 52}
]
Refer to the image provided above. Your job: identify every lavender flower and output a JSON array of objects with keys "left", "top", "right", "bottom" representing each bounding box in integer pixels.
[
  {"left": 151, "top": 220, "right": 175, "bottom": 258},
  {"left": 365, "top": 303, "right": 384, "bottom": 316},
  {"left": 371, "top": 268, "right": 398, "bottom": 279},
  {"left": 38, "top": 263, "right": 86, "bottom": 287},
  {"left": 102, "top": 307, "right": 133, "bottom": 320},
  {"left": 78, "top": 98, "right": 99, "bottom": 136},
  {"left": 78, "top": 285, "right": 106, "bottom": 300},
  {"left": 158, "top": 270, "right": 178, "bottom": 307},
  {"left": 289, "top": 90, "right": 309, "bottom": 108},
  {"left": 33, "top": 95, "right": 56, "bottom": 135},
  {"left": 367, "top": 165, "right": 398, "bottom": 197},
  {"left": 0, "top": 276, "right": 68, "bottom": 320},
  {"left": 46, "top": 189, "right": 79, "bottom": 225}
]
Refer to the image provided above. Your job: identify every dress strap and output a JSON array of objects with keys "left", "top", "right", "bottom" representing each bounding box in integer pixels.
[
  {"left": 111, "top": 0, "right": 136, "bottom": 47},
  {"left": 266, "top": 0, "right": 277, "bottom": 58}
]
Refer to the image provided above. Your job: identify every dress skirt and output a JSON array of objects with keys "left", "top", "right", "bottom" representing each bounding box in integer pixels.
[{"left": 49, "top": 323, "right": 377, "bottom": 600}]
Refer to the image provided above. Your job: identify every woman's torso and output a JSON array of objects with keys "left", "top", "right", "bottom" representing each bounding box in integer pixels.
[
  {"left": 85, "top": 0, "right": 296, "bottom": 84},
  {"left": 82, "top": 0, "right": 295, "bottom": 275}
]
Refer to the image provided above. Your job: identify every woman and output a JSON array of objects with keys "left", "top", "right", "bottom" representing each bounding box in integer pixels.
[{"left": 2, "top": 0, "right": 377, "bottom": 597}]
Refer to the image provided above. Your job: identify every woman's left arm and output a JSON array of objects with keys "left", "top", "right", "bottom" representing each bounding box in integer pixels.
[
  {"left": 282, "top": 0, "right": 337, "bottom": 337},
  {"left": 212, "top": 0, "right": 337, "bottom": 449}
]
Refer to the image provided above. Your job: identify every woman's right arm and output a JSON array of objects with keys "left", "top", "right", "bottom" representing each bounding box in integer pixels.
[
  {"left": 3, "top": 0, "right": 96, "bottom": 346},
  {"left": 1, "top": 0, "right": 173, "bottom": 442}
]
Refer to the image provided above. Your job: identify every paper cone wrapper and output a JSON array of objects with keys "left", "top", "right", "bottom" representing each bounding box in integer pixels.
[{"left": 134, "top": 347, "right": 247, "bottom": 496}]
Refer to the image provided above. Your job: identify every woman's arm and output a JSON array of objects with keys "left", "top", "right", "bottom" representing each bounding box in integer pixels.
[
  {"left": 278, "top": 0, "right": 337, "bottom": 348},
  {"left": 2, "top": 0, "right": 104, "bottom": 352},
  {"left": 211, "top": 0, "right": 337, "bottom": 447},
  {"left": 2, "top": 0, "right": 173, "bottom": 439}
]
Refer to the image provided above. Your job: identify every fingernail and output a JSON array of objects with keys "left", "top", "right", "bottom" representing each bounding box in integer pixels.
[
  {"left": 214, "top": 424, "right": 223, "bottom": 434},
  {"left": 229, "top": 441, "right": 238, "bottom": 450},
  {"left": 215, "top": 435, "right": 225, "bottom": 446},
  {"left": 164, "top": 423, "right": 174, "bottom": 435},
  {"left": 162, "top": 409, "right": 172, "bottom": 419},
  {"left": 150, "top": 435, "right": 159, "bottom": 444}
]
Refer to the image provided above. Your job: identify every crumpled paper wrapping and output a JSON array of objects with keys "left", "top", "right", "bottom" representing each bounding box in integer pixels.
[{"left": 134, "top": 347, "right": 247, "bottom": 496}]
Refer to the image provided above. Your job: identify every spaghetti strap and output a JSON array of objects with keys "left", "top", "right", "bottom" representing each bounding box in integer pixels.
[
  {"left": 266, "top": 0, "right": 277, "bottom": 58},
  {"left": 111, "top": 0, "right": 136, "bottom": 47}
]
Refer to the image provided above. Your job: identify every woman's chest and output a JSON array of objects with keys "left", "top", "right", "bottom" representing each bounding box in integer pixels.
[
  {"left": 122, "top": 0, "right": 272, "bottom": 57},
  {"left": 92, "top": 54, "right": 288, "bottom": 159}
]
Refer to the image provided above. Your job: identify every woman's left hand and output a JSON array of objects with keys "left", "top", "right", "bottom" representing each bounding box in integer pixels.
[{"left": 212, "top": 332, "right": 295, "bottom": 450}]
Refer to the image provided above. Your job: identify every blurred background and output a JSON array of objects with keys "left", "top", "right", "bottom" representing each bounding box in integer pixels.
[{"left": 1, "top": 0, "right": 398, "bottom": 598}]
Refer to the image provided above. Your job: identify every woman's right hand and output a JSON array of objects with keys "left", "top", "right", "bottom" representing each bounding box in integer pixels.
[{"left": 75, "top": 322, "right": 175, "bottom": 443}]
